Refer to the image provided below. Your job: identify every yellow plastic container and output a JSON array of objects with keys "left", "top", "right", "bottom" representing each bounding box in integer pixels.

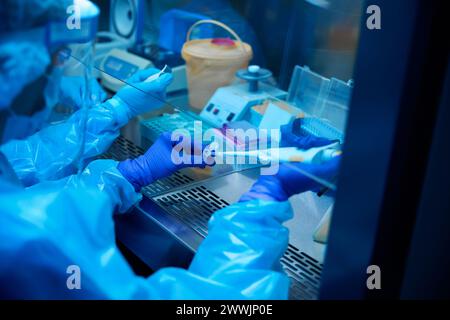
[{"left": 182, "top": 19, "right": 253, "bottom": 111}]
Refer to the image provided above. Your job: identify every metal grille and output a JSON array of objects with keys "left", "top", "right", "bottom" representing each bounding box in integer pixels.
[
  {"left": 103, "top": 136, "right": 323, "bottom": 300},
  {"left": 151, "top": 185, "right": 322, "bottom": 300},
  {"left": 152, "top": 186, "right": 229, "bottom": 237},
  {"left": 100, "top": 136, "right": 145, "bottom": 160},
  {"left": 142, "top": 172, "right": 195, "bottom": 196},
  {"left": 281, "top": 244, "right": 323, "bottom": 300}
]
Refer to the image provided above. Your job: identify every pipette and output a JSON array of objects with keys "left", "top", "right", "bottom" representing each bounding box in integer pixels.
[{"left": 211, "top": 142, "right": 341, "bottom": 164}]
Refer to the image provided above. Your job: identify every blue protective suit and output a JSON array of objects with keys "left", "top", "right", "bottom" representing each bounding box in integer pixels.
[
  {"left": 0, "top": 66, "right": 172, "bottom": 187},
  {"left": 0, "top": 159, "right": 291, "bottom": 299},
  {"left": 0, "top": 0, "right": 293, "bottom": 300},
  {"left": 0, "top": 99, "right": 128, "bottom": 187}
]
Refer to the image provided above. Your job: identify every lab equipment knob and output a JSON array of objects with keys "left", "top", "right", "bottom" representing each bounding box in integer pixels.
[
  {"left": 248, "top": 65, "right": 260, "bottom": 74},
  {"left": 236, "top": 65, "right": 272, "bottom": 93}
]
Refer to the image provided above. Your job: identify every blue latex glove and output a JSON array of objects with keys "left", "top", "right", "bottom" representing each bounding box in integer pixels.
[
  {"left": 280, "top": 118, "right": 333, "bottom": 149},
  {"left": 241, "top": 124, "right": 341, "bottom": 202},
  {"left": 111, "top": 68, "right": 173, "bottom": 118},
  {"left": 118, "top": 132, "right": 213, "bottom": 191},
  {"left": 59, "top": 76, "right": 107, "bottom": 109},
  {"left": 239, "top": 157, "right": 341, "bottom": 202}
]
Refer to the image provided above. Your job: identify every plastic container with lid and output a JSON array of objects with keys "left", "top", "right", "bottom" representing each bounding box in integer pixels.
[{"left": 181, "top": 19, "right": 253, "bottom": 111}]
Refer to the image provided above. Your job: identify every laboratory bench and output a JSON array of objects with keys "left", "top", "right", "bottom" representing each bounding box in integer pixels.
[{"left": 101, "top": 98, "right": 334, "bottom": 300}]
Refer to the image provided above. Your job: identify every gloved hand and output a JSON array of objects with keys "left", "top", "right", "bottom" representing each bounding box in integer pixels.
[
  {"left": 111, "top": 68, "right": 173, "bottom": 119},
  {"left": 239, "top": 157, "right": 341, "bottom": 202},
  {"left": 118, "top": 132, "right": 214, "bottom": 191},
  {"left": 240, "top": 123, "right": 341, "bottom": 202},
  {"left": 59, "top": 76, "right": 107, "bottom": 108},
  {"left": 280, "top": 118, "right": 334, "bottom": 149}
]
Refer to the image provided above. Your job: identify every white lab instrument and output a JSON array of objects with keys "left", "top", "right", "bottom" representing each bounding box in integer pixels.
[
  {"left": 100, "top": 48, "right": 153, "bottom": 92},
  {"left": 94, "top": 32, "right": 130, "bottom": 68},
  {"left": 199, "top": 83, "right": 286, "bottom": 128},
  {"left": 94, "top": 0, "right": 144, "bottom": 64},
  {"left": 110, "top": 0, "right": 142, "bottom": 41}
]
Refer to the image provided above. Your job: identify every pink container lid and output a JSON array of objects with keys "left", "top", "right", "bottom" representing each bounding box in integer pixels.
[{"left": 211, "top": 38, "right": 236, "bottom": 46}]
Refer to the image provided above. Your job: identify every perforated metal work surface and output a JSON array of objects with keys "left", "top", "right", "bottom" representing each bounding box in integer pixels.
[
  {"left": 142, "top": 172, "right": 195, "bottom": 196},
  {"left": 103, "top": 136, "right": 323, "bottom": 300},
  {"left": 149, "top": 184, "right": 322, "bottom": 300},
  {"left": 151, "top": 185, "right": 230, "bottom": 237},
  {"left": 282, "top": 244, "right": 323, "bottom": 300},
  {"left": 99, "top": 136, "right": 145, "bottom": 160}
]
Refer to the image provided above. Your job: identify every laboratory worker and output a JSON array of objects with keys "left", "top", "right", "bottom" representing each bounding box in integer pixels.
[
  {"left": 0, "top": 122, "right": 338, "bottom": 299},
  {"left": 0, "top": 0, "right": 339, "bottom": 299},
  {"left": 0, "top": 0, "right": 173, "bottom": 186}
]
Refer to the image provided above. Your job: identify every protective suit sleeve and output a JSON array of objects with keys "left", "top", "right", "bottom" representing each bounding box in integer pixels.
[
  {"left": 1, "top": 167, "right": 292, "bottom": 299},
  {"left": 0, "top": 159, "right": 144, "bottom": 299},
  {"left": 147, "top": 199, "right": 293, "bottom": 299},
  {"left": 0, "top": 99, "right": 129, "bottom": 187},
  {"left": 63, "top": 159, "right": 142, "bottom": 213}
]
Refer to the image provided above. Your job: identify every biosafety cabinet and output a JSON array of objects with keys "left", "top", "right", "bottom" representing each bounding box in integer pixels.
[{"left": 87, "top": 0, "right": 450, "bottom": 299}]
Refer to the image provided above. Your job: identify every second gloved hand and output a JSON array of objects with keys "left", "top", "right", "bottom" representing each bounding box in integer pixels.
[
  {"left": 117, "top": 132, "right": 214, "bottom": 191},
  {"left": 240, "top": 121, "right": 341, "bottom": 202},
  {"left": 240, "top": 157, "right": 341, "bottom": 202},
  {"left": 111, "top": 68, "right": 173, "bottom": 119},
  {"left": 280, "top": 118, "right": 334, "bottom": 149}
]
